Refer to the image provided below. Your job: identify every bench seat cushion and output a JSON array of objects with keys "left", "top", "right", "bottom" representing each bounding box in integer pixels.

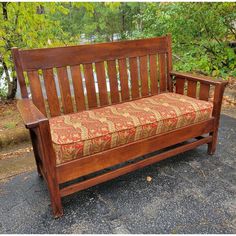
[{"left": 50, "top": 92, "right": 213, "bottom": 165}]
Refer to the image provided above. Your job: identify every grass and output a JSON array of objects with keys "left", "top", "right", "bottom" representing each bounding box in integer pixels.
[{"left": 3, "top": 122, "right": 17, "bottom": 129}]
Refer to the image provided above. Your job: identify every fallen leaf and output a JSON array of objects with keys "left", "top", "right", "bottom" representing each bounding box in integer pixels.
[{"left": 146, "top": 176, "right": 152, "bottom": 182}]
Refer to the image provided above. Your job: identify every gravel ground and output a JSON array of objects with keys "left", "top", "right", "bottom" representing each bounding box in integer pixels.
[{"left": 0, "top": 114, "right": 236, "bottom": 233}]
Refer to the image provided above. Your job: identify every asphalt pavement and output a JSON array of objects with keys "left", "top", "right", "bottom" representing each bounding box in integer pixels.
[{"left": 0, "top": 114, "right": 236, "bottom": 233}]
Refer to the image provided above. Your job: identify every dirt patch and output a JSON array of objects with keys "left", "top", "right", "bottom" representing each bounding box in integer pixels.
[
  {"left": 0, "top": 100, "right": 30, "bottom": 148},
  {"left": 0, "top": 142, "right": 35, "bottom": 182},
  {"left": 221, "top": 78, "right": 236, "bottom": 118},
  {"left": 222, "top": 78, "right": 236, "bottom": 107},
  {"left": 0, "top": 100, "right": 23, "bottom": 130},
  {"left": 0, "top": 151, "right": 35, "bottom": 182},
  {"left": 0, "top": 145, "right": 32, "bottom": 161}
]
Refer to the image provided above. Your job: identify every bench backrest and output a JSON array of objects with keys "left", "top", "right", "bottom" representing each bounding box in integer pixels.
[{"left": 12, "top": 35, "right": 173, "bottom": 117}]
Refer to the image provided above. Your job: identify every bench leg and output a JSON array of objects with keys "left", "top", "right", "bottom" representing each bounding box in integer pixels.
[
  {"left": 38, "top": 121, "right": 63, "bottom": 218},
  {"left": 208, "top": 83, "right": 225, "bottom": 156},
  {"left": 208, "top": 131, "right": 217, "bottom": 155},
  {"left": 47, "top": 174, "right": 63, "bottom": 218},
  {"left": 29, "top": 129, "right": 42, "bottom": 177}
]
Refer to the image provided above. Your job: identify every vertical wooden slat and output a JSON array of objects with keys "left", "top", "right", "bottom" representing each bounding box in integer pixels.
[
  {"left": 139, "top": 55, "right": 149, "bottom": 96},
  {"left": 27, "top": 71, "right": 46, "bottom": 116},
  {"left": 43, "top": 69, "right": 60, "bottom": 117},
  {"left": 158, "top": 53, "right": 167, "bottom": 92},
  {"left": 187, "top": 80, "right": 197, "bottom": 98},
  {"left": 57, "top": 67, "right": 74, "bottom": 114},
  {"left": 118, "top": 58, "right": 130, "bottom": 101},
  {"left": 107, "top": 60, "right": 119, "bottom": 104},
  {"left": 95, "top": 62, "right": 108, "bottom": 106},
  {"left": 83, "top": 63, "right": 97, "bottom": 108},
  {"left": 129, "top": 57, "right": 139, "bottom": 99},
  {"left": 71, "top": 65, "right": 86, "bottom": 112},
  {"left": 149, "top": 54, "right": 158, "bottom": 94},
  {"left": 166, "top": 34, "right": 173, "bottom": 91},
  {"left": 199, "top": 83, "right": 210, "bottom": 101},
  {"left": 176, "top": 78, "right": 185, "bottom": 94}
]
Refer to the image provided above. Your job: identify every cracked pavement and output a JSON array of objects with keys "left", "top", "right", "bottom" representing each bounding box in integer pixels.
[{"left": 0, "top": 114, "right": 236, "bottom": 233}]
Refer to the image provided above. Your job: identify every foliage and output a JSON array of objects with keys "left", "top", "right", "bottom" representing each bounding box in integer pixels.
[
  {"left": 0, "top": 2, "right": 235, "bottom": 99},
  {"left": 0, "top": 2, "right": 71, "bottom": 99},
  {"left": 50, "top": 3, "right": 124, "bottom": 43},
  {"left": 129, "top": 3, "right": 236, "bottom": 78}
]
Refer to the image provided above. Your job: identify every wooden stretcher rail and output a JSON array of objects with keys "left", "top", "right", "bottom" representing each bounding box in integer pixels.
[{"left": 60, "top": 136, "right": 212, "bottom": 197}]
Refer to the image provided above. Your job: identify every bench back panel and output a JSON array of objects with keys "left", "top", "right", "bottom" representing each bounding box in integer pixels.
[{"left": 13, "top": 35, "right": 172, "bottom": 117}]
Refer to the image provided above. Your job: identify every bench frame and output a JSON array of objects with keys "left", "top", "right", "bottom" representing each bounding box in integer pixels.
[{"left": 12, "top": 35, "right": 227, "bottom": 217}]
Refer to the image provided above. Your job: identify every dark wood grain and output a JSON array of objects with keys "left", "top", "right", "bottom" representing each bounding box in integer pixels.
[
  {"left": 129, "top": 57, "right": 140, "bottom": 99},
  {"left": 57, "top": 67, "right": 74, "bottom": 114},
  {"left": 60, "top": 136, "right": 212, "bottom": 197},
  {"left": 19, "top": 37, "right": 168, "bottom": 70},
  {"left": 166, "top": 34, "right": 173, "bottom": 91},
  {"left": 139, "top": 55, "right": 149, "bottom": 96},
  {"left": 17, "top": 99, "right": 47, "bottom": 128},
  {"left": 83, "top": 63, "right": 97, "bottom": 108},
  {"left": 149, "top": 54, "right": 159, "bottom": 94},
  {"left": 27, "top": 71, "right": 47, "bottom": 116},
  {"left": 199, "top": 83, "right": 210, "bottom": 101},
  {"left": 176, "top": 77, "right": 185, "bottom": 94},
  {"left": 38, "top": 121, "right": 63, "bottom": 218},
  {"left": 43, "top": 69, "right": 61, "bottom": 117},
  {"left": 170, "top": 71, "right": 228, "bottom": 86},
  {"left": 208, "top": 83, "right": 227, "bottom": 154},
  {"left": 187, "top": 80, "right": 197, "bottom": 98},
  {"left": 71, "top": 65, "right": 86, "bottom": 112},
  {"left": 11, "top": 48, "right": 28, "bottom": 98},
  {"left": 118, "top": 58, "right": 130, "bottom": 101},
  {"left": 29, "top": 129, "right": 42, "bottom": 177},
  {"left": 107, "top": 60, "right": 120, "bottom": 104},
  {"left": 158, "top": 53, "right": 167, "bottom": 92}
]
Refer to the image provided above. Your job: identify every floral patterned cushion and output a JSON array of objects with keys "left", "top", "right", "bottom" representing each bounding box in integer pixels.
[{"left": 50, "top": 92, "right": 213, "bottom": 165}]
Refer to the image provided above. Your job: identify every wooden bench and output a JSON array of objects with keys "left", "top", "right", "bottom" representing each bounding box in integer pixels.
[{"left": 12, "top": 35, "right": 227, "bottom": 218}]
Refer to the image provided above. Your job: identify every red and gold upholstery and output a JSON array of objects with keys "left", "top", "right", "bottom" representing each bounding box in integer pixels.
[{"left": 49, "top": 93, "right": 213, "bottom": 165}]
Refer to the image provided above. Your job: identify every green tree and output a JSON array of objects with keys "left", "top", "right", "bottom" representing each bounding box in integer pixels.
[
  {"left": 1, "top": 2, "right": 235, "bottom": 100},
  {"left": 130, "top": 3, "right": 236, "bottom": 78},
  {"left": 0, "top": 2, "right": 69, "bottom": 99},
  {"left": 51, "top": 3, "right": 122, "bottom": 43}
]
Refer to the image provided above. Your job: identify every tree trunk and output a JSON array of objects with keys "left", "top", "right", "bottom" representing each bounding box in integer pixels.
[
  {"left": 7, "top": 77, "right": 17, "bottom": 100},
  {"left": 2, "top": 60, "right": 17, "bottom": 100},
  {"left": 1, "top": 3, "right": 17, "bottom": 99}
]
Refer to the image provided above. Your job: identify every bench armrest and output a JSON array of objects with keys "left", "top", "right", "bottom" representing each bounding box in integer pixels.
[
  {"left": 17, "top": 99, "right": 48, "bottom": 129},
  {"left": 170, "top": 70, "right": 227, "bottom": 123},
  {"left": 170, "top": 71, "right": 228, "bottom": 86},
  {"left": 17, "top": 99, "right": 58, "bottom": 184}
]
